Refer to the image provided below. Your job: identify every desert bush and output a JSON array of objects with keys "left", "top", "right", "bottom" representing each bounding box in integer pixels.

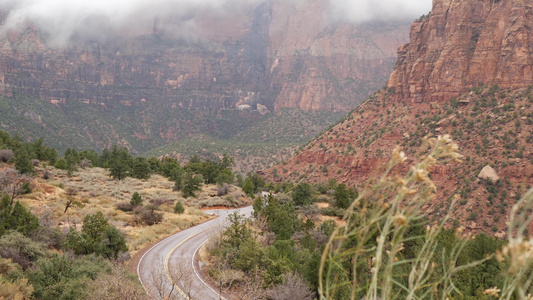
[
  {"left": 0, "top": 275, "right": 34, "bottom": 300},
  {"left": 0, "top": 168, "right": 32, "bottom": 200},
  {"left": 0, "top": 149, "right": 14, "bottom": 162},
  {"left": 42, "top": 170, "right": 51, "bottom": 180},
  {"left": 65, "top": 187, "right": 77, "bottom": 196},
  {"left": 148, "top": 198, "right": 172, "bottom": 208},
  {"left": 297, "top": 205, "right": 321, "bottom": 222},
  {"left": 275, "top": 193, "right": 292, "bottom": 205},
  {"left": 30, "top": 227, "right": 64, "bottom": 250},
  {"left": 38, "top": 208, "right": 55, "bottom": 227},
  {"left": 79, "top": 159, "right": 92, "bottom": 169},
  {"left": 87, "top": 264, "right": 147, "bottom": 300},
  {"left": 26, "top": 254, "right": 111, "bottom": 300},
  {"left": 134, "top": 206, "right": 163, "bottom": 226},
  {"left": 0, "top": 231, "right": 47, "bottom": 270},
  {"left": 217, "top": 183, "right": 231, "bottom": 196},
  {"left": 31, "top": 159, "right": 40, "bottom": 167},
  {"left": 315, "top": 194, "right": 331, "bottom": 203},
  {"left": 267, "top": 272, "right": 314, "bottom": 300},
  {"left": 116, "top": 202, "right": 134, "bottom": 212}
]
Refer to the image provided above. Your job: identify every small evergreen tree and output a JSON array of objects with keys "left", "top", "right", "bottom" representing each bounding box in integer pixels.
[
  {"left": 131, "top": 157, "right": 151, "bottom": 180},
  {"left": 334, "top": 183, "right": 357, "bottom": 209},
  {"left": 130, "top": 192, "right": 143, "bottom": 207},
  {"left": 242, "top": 178, "right": 255, "bottom": 197},
  {"left": 216, "top": 169, "right": 234, "bottom": 185},
  {"left": 54, "top": 158, "right": 68, "bottom": 170},
  {"left": 65, "top": 211, "right": 128, "bottom": 258},
  {"left": 14, "top": 149, "right": 33, "bottom": 174},
  {"left": 174, "top": 200, "right": 185, "bottom": 214},
  {"left": 108, "top": 146, "right": 132, "bottom": 180},
  {"left": 291, "top": 182, "right": 313, "bottom": 206},
  {"left": 182, "top": 173, "right": 203, "bottom": 198},
  {"left": 0, "top": 198, "right": 40, "bottom": 237}
]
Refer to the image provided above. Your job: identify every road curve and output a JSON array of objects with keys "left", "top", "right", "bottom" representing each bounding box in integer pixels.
[{"left": 137, "top": 206, "right": 253, "bottom": 300}]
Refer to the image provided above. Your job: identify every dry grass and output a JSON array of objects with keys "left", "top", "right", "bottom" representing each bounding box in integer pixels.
[{"left": 15, "top": 166, "right": 250, "bottom": 256}]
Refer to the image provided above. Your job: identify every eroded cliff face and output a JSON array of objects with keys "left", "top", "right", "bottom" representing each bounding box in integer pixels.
[
  {"left": 265, "top": 0, "right": 533, "bottom": 235},
  {"left": 0, "top": 9, "right": 267, "bottom": 111},
  {"left": 388, "top": 0, "right": 533, "bottom": 103},
  {"left": 268, "top": 0, "right": 409, "bottom": 111},
  {"left": 0, "top": 0, "right": 410, "bottom": 167},
  {"left": 0, "top": 0, "right": 409, "bottom": 114}
]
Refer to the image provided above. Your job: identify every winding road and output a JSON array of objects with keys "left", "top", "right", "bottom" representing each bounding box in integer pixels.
[{"left": 137, "top": 206, "right": 253, "bottom": 300}]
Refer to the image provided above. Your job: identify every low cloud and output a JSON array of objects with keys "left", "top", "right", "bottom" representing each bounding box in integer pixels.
[
  {"left": 0, "top": 0, "right": 432, "bottom": 46},
  {"left": 328, "top": 0, "right": 432, "bottom": 23},
  {"left": 0, "top": 0, "right": 263, "bottom": 45}
]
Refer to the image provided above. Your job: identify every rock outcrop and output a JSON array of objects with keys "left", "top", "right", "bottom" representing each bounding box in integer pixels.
[
  {"left": 388, "top": 0, "right": 533, "bottom": 103},
  {"left": 478, "top": 165, "right": 500, "bottom": 182}
]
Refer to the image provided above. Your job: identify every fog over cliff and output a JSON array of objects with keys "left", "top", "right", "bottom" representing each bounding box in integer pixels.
[
  {"left": 329, "top": 0, "right": 432, "bottom": 23},
  {"left": 0, "top": 0, "right": 431, "bottom": 45}
]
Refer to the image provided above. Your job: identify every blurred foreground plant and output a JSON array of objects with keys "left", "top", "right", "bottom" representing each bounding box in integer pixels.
[
  {"left": 318, "top": 135, "right": 533, "bottom": 299},
  {"left": 495, "top": 187, "right": 533, "bottom": 299}
]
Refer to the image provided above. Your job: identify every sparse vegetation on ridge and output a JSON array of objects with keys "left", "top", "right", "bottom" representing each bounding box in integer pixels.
[
  {"left": 267, "top": 85, "right": 533, "bottom": 235},
  {"left": 0, "top": 130, "right": 253, "bottom": 299},
  {"left": 204, "top": 136, "right": 532, "bottom": 299}
]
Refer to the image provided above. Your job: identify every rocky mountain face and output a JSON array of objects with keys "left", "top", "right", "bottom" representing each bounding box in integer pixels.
[
  {"left": 267, "top": 0, "right": 407, "bottom": 111},
  {"left": 265, "top": 0, "right": 533, "bottom": 235},
  {"left": 0, "top": 0, "right": 409, "bottom": 172},
  {"left": 0, "top": 1, "right": 408, "bottom": 112},
  {"left": 388, "top": 0, "right": 533, "bottom": 103}
]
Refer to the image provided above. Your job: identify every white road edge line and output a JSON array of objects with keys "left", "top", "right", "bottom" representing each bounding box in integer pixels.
[
  {"left": 137, "top": 221, "right": 218, "bottom": 298},
  {"left": 164, "top": 224, "right": 220, "bottom": 299},
  {"left": 138, "top": 207, "right": 253, "bottom": 299},
  {"left": 192, "top": 226, "right": 228, "bottom": 300},
  {"left": 137, "top": 229, "right": 178, "bottom": 298}
]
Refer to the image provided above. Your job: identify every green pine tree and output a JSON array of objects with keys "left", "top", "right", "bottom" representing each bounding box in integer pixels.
[
  {"left": 174, "top": 200, "right": 185, "bottom": 214},
  {"left": 14, "top": 149, "right": 33, "bottom": 174},
  {"left": 131, "top": 157, "right": 152, "bottom": 180},
  {"left": 182, "top": 173, "right": 203, "bottom": 198},
  {"left": 108, "top": 146, "right": 132, "bottom": 180},
  {"left": 242, "top": 178, "right": 255, "bottom": 197},
  {"left": 130, "top": 192, "right": 143, "bottom": 207},
  {"left": 291, "top": 182, "right": 313, "bottom": 206}
]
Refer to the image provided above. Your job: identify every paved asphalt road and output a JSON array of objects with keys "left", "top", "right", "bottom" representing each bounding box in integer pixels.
[{"left": 138, "top": 206, "right": 253, "bottom": 300}]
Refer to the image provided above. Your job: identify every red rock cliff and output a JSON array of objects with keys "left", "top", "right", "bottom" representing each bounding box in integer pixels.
[
  {"left": 265, "top": 0, "right": 533, "bottom": 235},
  {"left": 388, "top": 0, "right": 533, "bottom": 103},
  {"left": 268, "top": 0, "right": 409, "bottom": 111}
]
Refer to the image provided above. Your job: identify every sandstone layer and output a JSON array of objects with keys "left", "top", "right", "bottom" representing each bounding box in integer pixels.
[
  {"left": 265, "top": 0, "right": 533, "bottom": 234},
  {"left": 0, "top": 1, "right": 410, "bottom": 113},
  {"left": 388, "top": 0, "right": 533, "bottom": 103}
]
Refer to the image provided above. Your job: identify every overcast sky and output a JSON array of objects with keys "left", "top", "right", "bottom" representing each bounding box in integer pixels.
[{"left": 0, "top": 0, "right": 432, "bottom": 45}]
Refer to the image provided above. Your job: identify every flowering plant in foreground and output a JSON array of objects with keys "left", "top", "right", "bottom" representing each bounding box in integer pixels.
[{"left": 319, "top": 135, "right": 533, "bottom": 300}]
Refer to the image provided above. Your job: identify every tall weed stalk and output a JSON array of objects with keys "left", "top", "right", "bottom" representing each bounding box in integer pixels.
[{"left": 318, "top": 135, "right": 531, "bottom": 299}]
